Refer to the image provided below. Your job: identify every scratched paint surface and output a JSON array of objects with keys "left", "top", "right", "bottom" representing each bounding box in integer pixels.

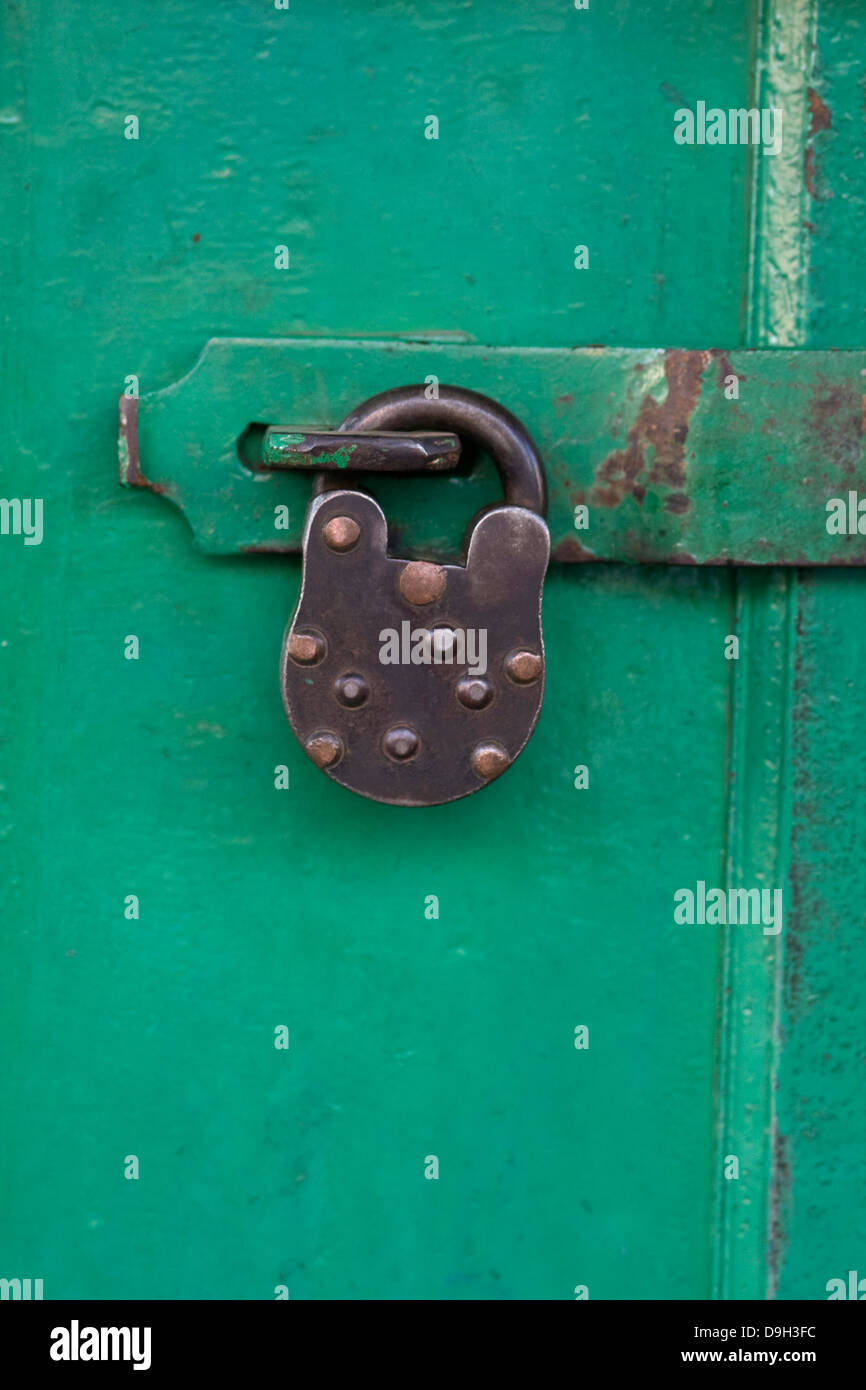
[{"left": 0, "top": 0, "right": 863, "bottom": 1301}]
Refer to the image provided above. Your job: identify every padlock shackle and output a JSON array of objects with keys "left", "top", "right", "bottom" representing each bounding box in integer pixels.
[{"left": 337, "top": 385, "right": 548, "bottom": 517}]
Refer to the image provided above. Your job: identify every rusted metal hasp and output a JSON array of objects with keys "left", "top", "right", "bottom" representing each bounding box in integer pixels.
[{"left": 119, "top": 338, "right": 866, "bottom": 565}]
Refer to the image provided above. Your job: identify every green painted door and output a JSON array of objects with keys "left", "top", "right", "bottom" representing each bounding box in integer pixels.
[{"left": 2, "top": 0, "right": 863, "bottom": 1301}]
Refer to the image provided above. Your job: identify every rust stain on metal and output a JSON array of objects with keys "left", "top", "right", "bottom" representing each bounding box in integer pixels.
[
  {"left": 592, "top": 349, "right": 708, "bottom": 508},
  {"left": 619, "top": 525, "right": 700, "bottom": 566},
  {"left": 551, "top": 536, "right": 599, "bottom": 563},
  {"left": 711, "top": 349, "right": 745, "bottom": 393},
  {"left": 807, "top": 87, "right": 832, "bottom": 133},
  {"left": 808, "top": 376, "right": 863, "bottom": 477},
  {"left": 663, "top": 492, "right": 690, "bottom": 515},
  {"left": 118, "top": 395, "right": 167, "bottom": 495},
  {"left": 785, "top": 853, "right": 807, "bottom": 1006},
  {"left": 805, "top": 88, "right": 832, "bottom": 199},
  {"left": 767, "top": 1123, "right": 792, "bottom": 1298},
  {"left": 804, "top": 148, "right": 818, "bottom": 199},
  {"left": 118, "top": 396, "right": 141, "bottom": 485}
]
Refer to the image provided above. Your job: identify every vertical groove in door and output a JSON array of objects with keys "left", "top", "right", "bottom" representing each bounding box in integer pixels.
[
  {"left": 712, "top": 0, "right": 818, "bottom": 1300},
  {"left": 714, "top": 570, "right": 795, "bottom": 1299}
]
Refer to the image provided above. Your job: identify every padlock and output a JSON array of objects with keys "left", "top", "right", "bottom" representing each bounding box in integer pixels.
[{"left": 277, "top": 385, "right": 550, "bottom": 806}]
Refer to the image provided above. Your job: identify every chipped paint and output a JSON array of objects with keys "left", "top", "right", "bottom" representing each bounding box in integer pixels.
[{"left": 749, "top": 0, "right": 819, "bottom": 347}]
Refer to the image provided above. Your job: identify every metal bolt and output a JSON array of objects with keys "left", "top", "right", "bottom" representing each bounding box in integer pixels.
[
  {"left": 382, "top": 725, "right": 419, "bottom": 761},
  {"left": 505, "top": 649, "right": 543, "bottom": 684},
  {"left": 456, "top": 675, "right": 493, "bottom": 709},
  {"left": 335, "top": 673, "right": 369, "bottom": 708},
  {"left": 323, "top": 515, "right": 361, "bottom": 551},
  {"left": 399, "top": 560, "right": 446, "bottom": 606},
  {"left": 471, "top": 741, "right": 510, "bottom": 781},
  {"left": 304, "top": 731, "right": 343, "bottom": 768},
  {"left": 287, "top": 629, "right": 326, "bottom": 665}
]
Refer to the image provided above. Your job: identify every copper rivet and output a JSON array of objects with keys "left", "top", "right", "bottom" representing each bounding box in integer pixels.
[
  {"left": 456, "top": 676, "right": 493, "bottom": 709},
  {"left": 471, "top": 742, "right": 510, "bottom": 781},
  {"left": 323, "top": 515, "right": 360, "bottom": 551},
  {"left": 399, "top": 560, "right": 446, "bottom": 606},
  {"left": 287, "top": 630, "right": 325, "bottom": 665},
  {"left": 505, "top": 649, "right": 543, "bottom": 684},
  {"left": 335, "top": 673, "right": 369, "bottom": 708},
  {"left": 305, "top": 731, "right": 343, "bottom": 769},
  {"left": 382, "top": 725, "right": 419, "bottom": 761}
]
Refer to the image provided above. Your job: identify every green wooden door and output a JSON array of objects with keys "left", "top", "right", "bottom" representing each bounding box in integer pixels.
[{"left": 2, "top": 0, "right": 863, "bottom": 1301}]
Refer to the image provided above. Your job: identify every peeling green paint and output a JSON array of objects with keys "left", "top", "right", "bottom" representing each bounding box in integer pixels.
[{"left": 266, "top": 431, "right": 358, "bottom": 468}]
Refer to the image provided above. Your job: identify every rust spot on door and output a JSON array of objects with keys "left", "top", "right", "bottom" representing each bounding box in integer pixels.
[
  {"left": 805, "top": 88, "right": 832, "bottom": 198},
  {"left": 807, "top": 87, "right": 832, "bottom": 133},
  {"left": 767, "top": 1125, "right": 792, "bottom": 1298}
]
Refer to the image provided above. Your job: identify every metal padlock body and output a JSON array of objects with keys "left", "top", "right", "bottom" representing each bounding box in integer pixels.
[{"left": 280, "top": 386, "right": 550, "bottom": 807}]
